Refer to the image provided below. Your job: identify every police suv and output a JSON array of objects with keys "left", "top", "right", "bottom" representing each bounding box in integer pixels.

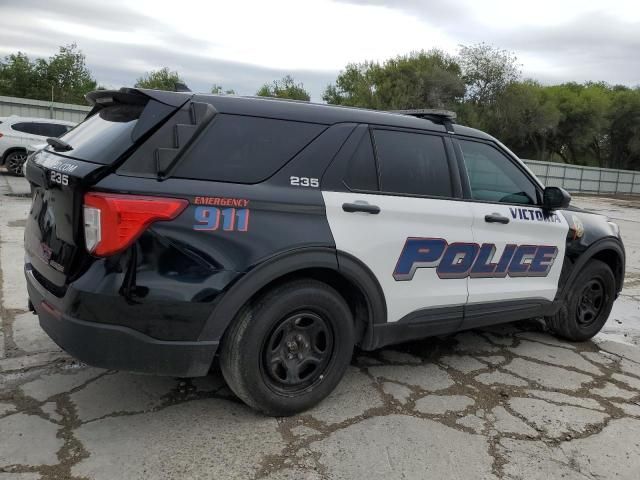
[{"left": 24, "top": 88, "right": 625, "bottom": 415}]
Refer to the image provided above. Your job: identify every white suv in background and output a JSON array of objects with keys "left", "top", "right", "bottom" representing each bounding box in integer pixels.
[{"left": 0, "top": 116, "right": 76, "bottom": 175}]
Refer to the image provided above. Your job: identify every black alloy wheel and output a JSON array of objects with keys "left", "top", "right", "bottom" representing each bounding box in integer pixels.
[
  {"left": 576, "top": 279, "right": 605, "bottom": 327},
  {"left": 261, "top": 311, "right": 334, "bottom": 394},
  {"left": 219, "top": 279, "right": 355, "bottom": 416},
  {"left": 6, "top": 151, "right": 27, "bottom": 176}
]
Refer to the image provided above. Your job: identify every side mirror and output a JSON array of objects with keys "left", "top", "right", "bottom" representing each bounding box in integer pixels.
[{"left": 543, "top": 186, "right": 571, "bottom": 210}]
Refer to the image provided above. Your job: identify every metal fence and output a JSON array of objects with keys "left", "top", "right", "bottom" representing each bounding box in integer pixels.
[
  {"left": 522, "top": 159, "right": 640, "bottom": 195},
  {"left": 0, "top": 95, "right": 90, "bottom": 123}
]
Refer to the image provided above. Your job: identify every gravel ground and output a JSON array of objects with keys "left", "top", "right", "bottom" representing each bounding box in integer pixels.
[{"left": 1, "top": 171, "right": 639, "bottom": 480}]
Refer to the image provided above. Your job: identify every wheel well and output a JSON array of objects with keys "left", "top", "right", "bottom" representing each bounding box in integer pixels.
[
  {"left": 247, "top": 268, "right": 370, "bottom": 345},
  {"left": 591, "top": 249, "right": 624, "bottom": 292},
  {"left": 2, "top": 147, "right": 27, "bottom": 164}
]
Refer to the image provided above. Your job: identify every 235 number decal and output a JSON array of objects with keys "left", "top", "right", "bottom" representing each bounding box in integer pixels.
[
  {"left": 290, "top": 176, "right": 319, "bottom": 188},
  {"left": 193, "top": 207, "right": 250, "bottom": 232},
  {"left": 49, "top": 171, "right": 68, "bottom": 186}
]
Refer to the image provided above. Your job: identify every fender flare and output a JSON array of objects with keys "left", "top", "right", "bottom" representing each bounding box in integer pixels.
[
  {"left": 198, "top": 247, "right": 387, "bottom": 343},
  {"left": 556, "top": 237, "right": 625, "bottom": 304}
]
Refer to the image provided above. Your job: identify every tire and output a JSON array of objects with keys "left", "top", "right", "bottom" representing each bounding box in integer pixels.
[
  {"left": 219, "top": 279, "right": 355, "bottom": 416},
  {"left": 546, "top": 259, "right": 616, "bottom": 341},
  {"left": 5, "top": 150, "right": 27, "bottom": 176}
]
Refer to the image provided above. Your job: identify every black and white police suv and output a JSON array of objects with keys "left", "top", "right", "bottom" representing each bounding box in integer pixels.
[{"left": 24, "top": 88, "right": 625, "bottom": 415}]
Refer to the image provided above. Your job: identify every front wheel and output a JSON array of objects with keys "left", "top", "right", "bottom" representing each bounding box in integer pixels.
[
  {"left": 546, "top": 259, "right": 616, "bottom": 341},
  {"left": 219, "top": 279, "right": 355, "bottom": 416},
  {"left": 5, "top": 150, "right": 28, "bottom": 176}
]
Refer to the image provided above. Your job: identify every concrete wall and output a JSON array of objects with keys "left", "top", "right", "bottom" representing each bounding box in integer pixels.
[
  {"left": 0, "top": 95, "right": 90, "bottom": 124},
  {"left": 523, "top": 159, "right": 640, "bottom": 195}
]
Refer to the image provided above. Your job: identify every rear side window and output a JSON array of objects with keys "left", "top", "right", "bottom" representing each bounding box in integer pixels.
[
  {"left": 57, "top": 104, "right": 144, "bottom": 164},
  {"left": 174, "top": 114, "right": 324, "bottom": 184},
  {"left": 372, "top": 129, "right": 452, "bottom": 197},
  {"left": 344, "top": 132, "right": 378, "bottom": 191}
]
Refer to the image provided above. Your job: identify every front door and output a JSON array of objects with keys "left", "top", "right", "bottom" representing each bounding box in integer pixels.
[{"left": 455, "top": 139, "right": 568, "bottom": 310}]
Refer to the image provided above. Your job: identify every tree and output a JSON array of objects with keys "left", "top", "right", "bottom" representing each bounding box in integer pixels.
[
  {"left": 544, "top": 83, "right": 611, "bottom": 166},
  {"left": 0, "top": 44, "right": 97, "bottom": 104},
  {"left": 257, "top": 75, "right": 310, "bottom": 101},
  {"left": 135, "top": 67, "right": 183, "bottom": 91},
  {"left": 323, "top": 50, "right": 464, "bottom": 110},
  {"left": 0, "top": 52, "right": 38, "bottom": 99},
  {"left": 608, "top": 87, "right": 640, "bottom": 170},
  {"left": 485, "top": 80, "right": 561, "bottom": 161},
  {"left": 458, "top": 43, "right": 520, "bottom": 106},
  {"left": 211, "top": 84, "right": 235, "bottom": 95},
  {"left": 41, "top": 44, "right": 97, "bottom": 104}
]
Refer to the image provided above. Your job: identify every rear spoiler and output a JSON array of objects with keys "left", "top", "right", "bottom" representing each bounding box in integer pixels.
[
  {"left": 86, "top": 88, "right": 193, "bottom": 109},
  {"left": 84, "top": 88, "right": 196, "bottom": 143},
  {"left": 389, "top": 109, "right": 457, "bottom": 134}
]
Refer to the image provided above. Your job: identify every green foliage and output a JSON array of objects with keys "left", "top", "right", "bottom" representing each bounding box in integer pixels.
[
  {"left": 211, "top": 84, "right": 236, "bottom": 95},
  {"left": 458, "top": 43, "right": 520, "bottom": 105},
  {"left": 0, "top": 44, "right": 97, "bottom": 104},
  {"left": 256, "top": 75, "right": 310, "bottom": 101},
  {"left": 135, "top": 67, "right": 183, "bottom": 91},
  {"left": 323, "top": 50, "right": 464, "bottom": 110},
  {"left": 325, "top": 44, "right": 640, "bottom": 170}
]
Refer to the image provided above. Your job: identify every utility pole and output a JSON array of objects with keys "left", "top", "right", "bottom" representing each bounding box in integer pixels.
[{"left": 50, "top": 85, "right": 54, "bottom": 119}]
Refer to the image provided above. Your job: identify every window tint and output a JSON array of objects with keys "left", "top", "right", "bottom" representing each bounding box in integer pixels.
[
  {"left": 459, "top": 140, "right": 538, "bottom": 205},
  {"left": 372, "top": 129, "right": 451, "bottom": 197},
  {"left": 11, "top": 122, "right": 40, "bottom": 135},
  {"left": 174, "top": 114, "right": 324, "bottom": 183},
  {"left": 344, "top": 132, "right": 378, "bottom": 191}
]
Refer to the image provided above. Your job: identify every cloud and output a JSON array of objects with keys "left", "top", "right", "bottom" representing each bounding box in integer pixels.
[
  {"left": 0, "top": 0, "right": 337, "bottom": 99},
  {"left": 0, "top": 0, "right": 638, "bottom": 104}
]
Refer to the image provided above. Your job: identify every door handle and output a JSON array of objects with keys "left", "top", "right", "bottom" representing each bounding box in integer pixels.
[
  {"left": 484, "top": 213, "right": 510, "bottom": 224},
  {"left": 342, "top": 202, "right": 381, "bottom": 214}
]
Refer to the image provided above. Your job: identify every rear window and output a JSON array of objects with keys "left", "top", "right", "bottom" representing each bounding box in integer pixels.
[
  {"left": 56, "top": 104, "right": 144, "bottom": 164},
  {"left": 173, "top": 114, "right": 325, "bottom": 183}
]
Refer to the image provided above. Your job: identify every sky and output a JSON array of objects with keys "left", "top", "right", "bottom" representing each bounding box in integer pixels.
[{"left": 1, "top": 0, "right": 639, "bottom": 101}]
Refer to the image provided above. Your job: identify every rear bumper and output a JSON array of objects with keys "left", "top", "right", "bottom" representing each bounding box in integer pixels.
[{"left": 26, "top": 267, "right": 218, "bottom": 377}]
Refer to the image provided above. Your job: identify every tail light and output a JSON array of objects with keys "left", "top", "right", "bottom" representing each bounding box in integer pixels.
[{"left": 83, "top": 192, "right": 188, "bottom": 256}]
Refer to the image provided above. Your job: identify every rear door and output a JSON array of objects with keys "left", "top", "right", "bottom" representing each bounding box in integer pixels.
[
  {"left": 322, "top": 126, "right": 474, "bottom": 325},
  {"left": 454, "top": 138, "right": 568, "bottom": 318}
]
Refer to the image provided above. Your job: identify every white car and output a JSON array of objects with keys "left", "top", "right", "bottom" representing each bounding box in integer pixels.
[{"left": 0, "top": 116, "right": 76, "bottom": 175}]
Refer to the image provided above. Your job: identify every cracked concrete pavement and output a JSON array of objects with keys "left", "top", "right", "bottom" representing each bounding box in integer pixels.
[{"left": 1, "top": 171, "right": 640, "bottom": 479}]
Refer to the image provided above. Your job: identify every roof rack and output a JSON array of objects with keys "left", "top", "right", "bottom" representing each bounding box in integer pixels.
[{"left": 389, "top": 109, "right": 456, "bottom": 134}]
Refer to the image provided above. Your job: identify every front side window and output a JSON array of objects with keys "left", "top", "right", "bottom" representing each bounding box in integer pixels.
[
  {"left": 372, "top": 129, "right": 452, "bottom": 197},
  {"left": 459, "top": 139, "right": 538, "bottom": 205}
]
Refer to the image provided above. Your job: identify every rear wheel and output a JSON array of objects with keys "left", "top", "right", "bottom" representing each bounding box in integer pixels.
[
  {"left": 546, "top": 259, "right": 616, "bottom": 341},
  {"left": 219, "top": 279, "right": 355, "bottom": 416},
  {"left": 5, "top": 150, "right": 27, "bottom": 176}
]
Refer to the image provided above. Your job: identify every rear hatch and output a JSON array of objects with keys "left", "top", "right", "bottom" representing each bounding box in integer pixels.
[{"left": 24, "top": 88, "right": 192, "bottom": 294}]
